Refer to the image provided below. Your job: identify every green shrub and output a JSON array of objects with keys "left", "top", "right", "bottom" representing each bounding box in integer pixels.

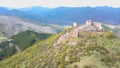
[{"left": 105, "top": 31, "right": 115, "bottom": 39}]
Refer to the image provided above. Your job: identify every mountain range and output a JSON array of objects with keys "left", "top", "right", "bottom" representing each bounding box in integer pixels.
[{"left": 0, "top": 6, "right": 120, "bottom": 25}]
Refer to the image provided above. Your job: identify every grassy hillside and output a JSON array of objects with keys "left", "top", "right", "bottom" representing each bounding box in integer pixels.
[
  {"left": 0, "top": 30, "right": 52, "bottom": 60},
  {"left": 0, "top": 30, "right": 120, "bottom": 68}
]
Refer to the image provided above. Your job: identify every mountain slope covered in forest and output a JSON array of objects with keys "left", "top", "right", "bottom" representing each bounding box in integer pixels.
[{"left": 0, "top": 30, "right": 52, "bottom": 61}]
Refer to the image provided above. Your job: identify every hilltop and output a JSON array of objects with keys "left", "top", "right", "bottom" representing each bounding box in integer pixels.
[
  {"left": 54, "top": 20, "right": 104, "bottom": 46},
  {"left": 0, "top": 20, "right": 120, "bottom": 68}
]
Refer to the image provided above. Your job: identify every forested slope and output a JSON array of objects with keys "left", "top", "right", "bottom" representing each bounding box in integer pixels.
[{"left": 0, "top": 30, "right": 52, "bottom": 61}]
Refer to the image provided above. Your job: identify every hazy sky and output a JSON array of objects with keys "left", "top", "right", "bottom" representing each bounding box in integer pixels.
[{"left": 0, "top": 0, "right": 120, "bottom": 8}]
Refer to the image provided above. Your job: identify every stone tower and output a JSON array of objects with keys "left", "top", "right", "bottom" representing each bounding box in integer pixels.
[{"left": 86, "top": 19, "right": 93, "bottom": 26}]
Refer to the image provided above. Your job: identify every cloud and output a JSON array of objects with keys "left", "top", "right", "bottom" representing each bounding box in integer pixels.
[{"left": 0, "top": 0, "right": 120, "bottom": 8}]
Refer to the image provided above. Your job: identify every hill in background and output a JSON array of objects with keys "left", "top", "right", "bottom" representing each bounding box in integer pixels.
[{"left": 0, "top": 15, "right": 62, "bottom": 37}]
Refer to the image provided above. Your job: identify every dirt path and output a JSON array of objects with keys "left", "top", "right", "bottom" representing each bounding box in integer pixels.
[{"left": 15, "top": 45, "right": 21, "bottom": 53}]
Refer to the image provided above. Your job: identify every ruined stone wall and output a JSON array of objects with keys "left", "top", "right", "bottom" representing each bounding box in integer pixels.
[{"left": 53, "top": 27, "right": 80, "bottom": 46}]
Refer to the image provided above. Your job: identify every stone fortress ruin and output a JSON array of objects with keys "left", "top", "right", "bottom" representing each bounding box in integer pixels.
[
  {"left": 53, "top": 20, "right": 104, "bottom": 46},
  {"left": 85, "top": 19, "right": 103, "bottom": 30},
  {"left": 73, "top": 19, "right": 103, "bottom": 31}
]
